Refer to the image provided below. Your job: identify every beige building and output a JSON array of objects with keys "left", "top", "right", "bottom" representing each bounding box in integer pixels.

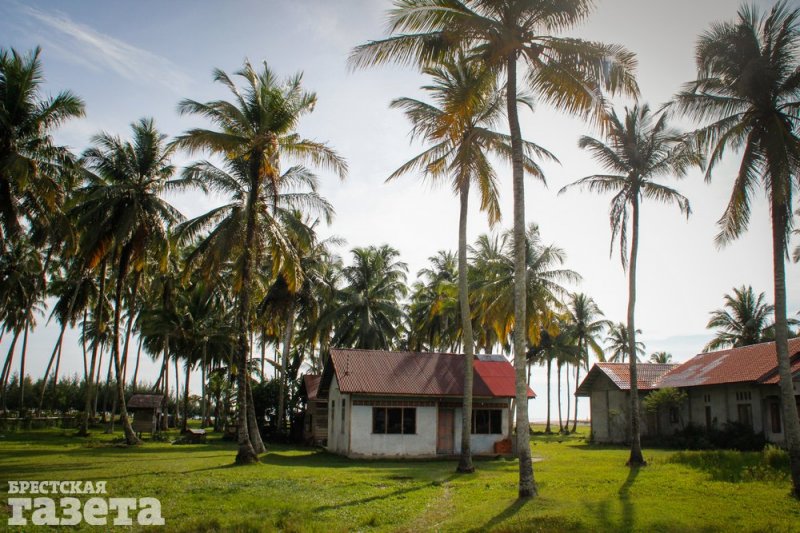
[{"left": 577, "top": 338, "right": 800, "bottom": 444}]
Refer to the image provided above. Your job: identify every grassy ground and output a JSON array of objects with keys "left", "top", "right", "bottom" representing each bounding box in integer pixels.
[{"left": 1, "top": 425, "right": 798, "bottom": 532}]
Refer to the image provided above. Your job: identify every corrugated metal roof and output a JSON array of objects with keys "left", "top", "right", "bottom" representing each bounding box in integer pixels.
[
  {"left": 128, "top": 394, "right": 164, "bottom": 409},
  {"left": 302, "top": 374, "right": 321, "bottom": 401},
  {"left": 327, "top": 349, "right": 534, "bottom": 398},
  {"left": 575, "top": 363, "right": 677, "bottom": 396},
  {"left": 657, "top": 337, "right": 800, "bottom": 388}
]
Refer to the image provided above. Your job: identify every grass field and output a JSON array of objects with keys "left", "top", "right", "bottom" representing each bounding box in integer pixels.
[{"left": 1, "top": 425, "right": 799, "bottom": 532}]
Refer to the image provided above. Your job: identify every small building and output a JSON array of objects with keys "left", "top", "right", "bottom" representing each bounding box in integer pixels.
[
  {"left": 128, "top": 394, "right": 165, "bottom": 436},
  {"left": 299, "top": 374, "right": 328, "bottom": 446},
  {"left": 318, "top": 349, "right": 534, "bottom": 458},
  {"left": 577, "top": 338, "right": 800, "bottom": 444}
]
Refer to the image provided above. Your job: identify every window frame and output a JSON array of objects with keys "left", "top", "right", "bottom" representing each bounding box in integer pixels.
[
  {"left": 471, "top": 408, "right": 503, "bottom": 435},
  {"left": 371, "top": 407, "right": 416, "bottom": 435}
]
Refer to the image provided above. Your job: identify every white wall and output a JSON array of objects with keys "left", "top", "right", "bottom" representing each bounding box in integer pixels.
[
  {"left": 349, "top": 405, "right": 437, "bottom": 457},
  {"left": 326, "top": 377, "right": 350, "bottom": 455}
]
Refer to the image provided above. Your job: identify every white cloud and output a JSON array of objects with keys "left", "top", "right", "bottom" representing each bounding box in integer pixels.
[{"left": 17, "top": 4, "right": 192, "bottom": 93}]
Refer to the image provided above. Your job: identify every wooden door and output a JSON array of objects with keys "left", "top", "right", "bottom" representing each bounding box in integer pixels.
[{"left": 437, "top": 407, "right": 454, "bottom": 454}]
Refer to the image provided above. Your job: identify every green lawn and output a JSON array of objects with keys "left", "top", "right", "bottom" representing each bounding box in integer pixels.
[{"left": 1, "top": 426, "right": 798, "bottom": 532}]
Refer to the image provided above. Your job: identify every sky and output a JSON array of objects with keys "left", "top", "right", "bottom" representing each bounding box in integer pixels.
[{"left": 1, "top": 0, "right": 798, "bottom": 422}]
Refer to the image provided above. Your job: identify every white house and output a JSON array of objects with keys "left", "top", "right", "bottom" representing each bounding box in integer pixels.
[
  {"left": 317, "top": 348, "right": 534, "bottom": 458},
  {"left": 577, "top": 338, "right": 800, "bottom": 444}
]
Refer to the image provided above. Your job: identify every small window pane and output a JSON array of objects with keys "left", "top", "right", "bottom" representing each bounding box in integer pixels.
[
  {"left": 387, "top": 408, "right": 403, "bottom": 434},
  {"left": 373, "top": 407, "right": 386, "bottom": 433},
  {"left": 770, "top": 403, "right": 782, "bottom": 433},
  {"left": 403, "top": 408, "right": 416, "bottom": 434},
  {"left": 474, "top": 410, "right": 490, "bottom": 434},
  {"left": 490, "top": 410, "right": 502, "bottom": 434}
]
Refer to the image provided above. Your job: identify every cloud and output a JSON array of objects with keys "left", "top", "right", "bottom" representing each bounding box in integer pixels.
[{"left": 17, "top": 4, "right": 192, "bottom": 93}]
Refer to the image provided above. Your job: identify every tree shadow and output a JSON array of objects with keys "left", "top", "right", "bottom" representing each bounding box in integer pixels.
[
  {"left": 583, "top": 466, "right": 640, "bottom": 532},
  {"left": 473, "top": 497, "right": 528, "bottom": 532}
]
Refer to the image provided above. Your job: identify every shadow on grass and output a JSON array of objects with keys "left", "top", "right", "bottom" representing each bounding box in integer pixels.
[
  {"left": 473, "top": 497, "right": 528, "bottom": 532},
  {"left": 583, "top": 466, "right": 640, "bottom": 533}
]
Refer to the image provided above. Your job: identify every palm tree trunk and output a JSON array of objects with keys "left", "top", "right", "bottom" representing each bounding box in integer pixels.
[
  {"left": 120, "top": 271, "right": 140, "bottom": 386},
  {"left": 182, "top": 361, "right": 190, "bottom": 433},
  {"left": 277, "top": 302, "right": 295, "bottom": 432},
  {"left": 111, "top": 262, "right": 141, "bottom": 445},
  {"left": 0, "top": 328, "right": 20, "bottom": 413},
  {"left": 506, "top": 52, "right": 536, "bottom": 499},
  {"left": 565, "top": 362, "right": 571, "bottom": 433},
  {"left": 247, "top": 377, "right": 265, "bottom": 453},
  {"left": 39, "top": 322, "right": 67, "bottom": 412},
  {"left": 18, "top": 321, "right": 29, "bottom": 411},
  {"left": 627, "top": 197, "right": 644, "bottom": 466},
  {"left": 557, "top": 361, "right": 563, "bottom": 432},
  {"left": 457, "top": 181, "right": 475, "bottom": 473},
  {"left": 545, "top": 356, "right": 552, "bottom": 434},
  {"left": 81, "top": 309, "right": 88, "bottom": 380},
  {"left": 51, "top": 340, "right": 62, "bottom": 406},
  {"left": 232, "top": 157, "right": 261, "bottom": 465},
  {"left": 174, "top": 356, "right": 180, "bottom": 427},
  {"left": 132, "top": 337, "right": 142, "bottom": 391},
  {"left": 201, "top": 342, "right": 207, "bottom": 428},
  {"left": 80, "top": 260, "right": 106, "bottom": 436},
  {"left": 572, "top": 356, "right": 581, "bottom": 433},
  {"left": 770, "top": 193, "right": 800, "bottom": 497}
]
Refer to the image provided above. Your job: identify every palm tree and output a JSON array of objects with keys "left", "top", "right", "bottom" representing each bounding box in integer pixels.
[
  {"left": 648, "top": 352, "right": 673, "bottom": 364},
  {"left": 0, "top": 46, "right": 84, "bottom": 250},
  {"left": 605, "top": 323, "right": 645, "bottom": 363},
  {"left": 673, "top": 2, "right": 800, "bottom": 495},
  {"left": 73, "top": 118, "right": 182, "bottom": 444},
  {"left": 407, "top": 251, "right": 460, "bottom": 353},
  {"left": 793, "top": 208, "right": 799, "bottom": 263},
  {"left": 351, "top": 0, "right": 638, "bottom": 498},
  {"left": 390, "top": 56, "right": 556, "bottom": 472},
  {"left": 565, "top": 293, "right": 609, "bottom": 432},
  {"left": 322, "top": 245, "right": 408, "bottom": 350},
  {"left": 704, "top": 285, "right": 777, "bottom": 351},
  {"left": 173, "top": 60, "right": 346, "bottom": 464},
  {"left": 560, "top": 103, "right": 700, "bottom": 466}
]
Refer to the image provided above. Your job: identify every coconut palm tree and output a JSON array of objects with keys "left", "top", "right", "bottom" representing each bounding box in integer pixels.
[
  {"left": 605, "top": 323, "right": 645, "bottom": 363},
  {"left": 351, "top": 0, "right": 638, "bottom": 497},
  {"left": 407, "top": 251, "right": 460, "bottom": 353},
  {"left": 390, "top": 56, "right": 556, "bottom": 472},
  {"left": 72, "top": 118, "right": 182, "bottom": 445},
  {"left": 173, "top": 60, "right": 346, "bottom": 464},
  {"left": 793, "top": 208, "right": 799, "bottom": 263},
  {"left": 560, "top": 103, "right": 700, "bottom": 466},
  {"left": 648, "top": 352, "right": 673, "bottom": 364},
  {"left": 0, "top": 46, "right": 84, "bottom": 250},
  {"left": 564, "top": 293, "right": 609, "bottom": 432},
  {"left": 704, "top": 285, "right": 778, "bottom": 351},
  {"left": 673, "top": 2, "right": 800, "bottom": 495},
  {"left": 323, "top": 245, "right": 408, "bottom": 350}
]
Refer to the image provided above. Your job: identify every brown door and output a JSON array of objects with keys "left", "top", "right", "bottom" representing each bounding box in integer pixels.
[{"left": 437, "top": 407, "right": 455, "bottom": 454}]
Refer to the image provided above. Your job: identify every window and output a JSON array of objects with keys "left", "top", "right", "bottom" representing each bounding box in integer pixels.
[
  {"left": 737, "top": 404, "right": 753, "bottom": 427},
  {"left": 331, "top": 400, "right": 335, "bottom": 433},
  {"left": 341, "top": 399, "right": 346, "bottom": 433},
  {"left": 669, "top": 407, "right": 680, "bottom": 424},
  {"left": 770, "top": 403, "right": 782, "bottom": 433},
  {"left": 705, "top": 406, "right": 712, "bottom": 429},
  {"left": 735, "top": 391, "right": 752, "bottom": 402},
  {"left": 372, "top": 407, "right": 416, "bottom": 434},
  {"left": 471, "top": 409, "right": 503, "bottom": 434},
  {"left": 703, "top": 394, "right": 711, "bottom": 404}
]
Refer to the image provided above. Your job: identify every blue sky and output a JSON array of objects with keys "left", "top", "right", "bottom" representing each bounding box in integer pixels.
[{"left": 2, "top": 0, "right": 798, "bottom": 420}]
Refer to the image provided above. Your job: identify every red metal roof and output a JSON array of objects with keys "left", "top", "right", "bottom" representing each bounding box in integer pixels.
[
  {"left": 326, "top": 349, "right": 534, "bottom": 399},
  {"left": 302, "top": 374, "right": 321, "bottom": 401},
  {"left": 657, "top": 337, "right": 800, "bottom": 388},
  {"left": 575, "top": 363, "right": 678, "bottom": 396}
]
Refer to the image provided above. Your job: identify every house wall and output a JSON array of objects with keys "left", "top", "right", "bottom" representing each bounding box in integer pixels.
[
  {"left": 587, "top": 374, "right": 650, "bottom": 443},
  {"left": 452, "top": 403, "right": 511, "bottom": 455},
  {"left": 326, "top": 377, "right": 351, "bottom": 455},
  {"left": 349, "top": 404, "right": 438, "bottom": 457}
]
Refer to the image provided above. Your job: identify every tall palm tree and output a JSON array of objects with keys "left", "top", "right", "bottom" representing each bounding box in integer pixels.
[
  {"left": 605, "top": 323, "right": 645, "bottom": 363},
  {"left": 323, "top": 245, "right": 408, "bottom": 350},
  {"left": 673, "top": 2, "right": 800, "bottom": 496},
  {"left": 73, "top": 118, "right": 182, "bottom": 444},
  {"left": 407, "top": 251, "right": 460, "bottom": 353},
  {"left": 351, "top": 0, "right": 638, "bottom": 498},
  {"left": 389, "top": 56, "right": 555, "bottom": 472},
  {"left": 173, "top": 60, "right": 346, "bottom": 464},
  {"left": 0, "top": 46, "right": 84, "bottom": 250},
  {"left": 565, "top": 293, "right": 608, "bottom": 432},
  {"left": 560, "top": 103, "right": 700, "bottom": 466},
  {"left": 703, "top": 285, "right": 780, "bottom": 351},
  {"left": 793, "top": 208, "right": 799, "bottom": 263},
  {"left": 648, "top": 352, "right": 673, "bottom": 364}
]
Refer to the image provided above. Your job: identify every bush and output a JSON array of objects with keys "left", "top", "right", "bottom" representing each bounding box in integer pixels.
[{"left": 652, "top": 421, "right": 767, "bottom": 451}]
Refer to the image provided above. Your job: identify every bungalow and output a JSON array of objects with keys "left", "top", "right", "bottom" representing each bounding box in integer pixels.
[
  {"left": 317, "top": 348, "right": 534, "bottom": 458},
  {"left": 577, "top": 338, "right": 800, "bottom": 444}
]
